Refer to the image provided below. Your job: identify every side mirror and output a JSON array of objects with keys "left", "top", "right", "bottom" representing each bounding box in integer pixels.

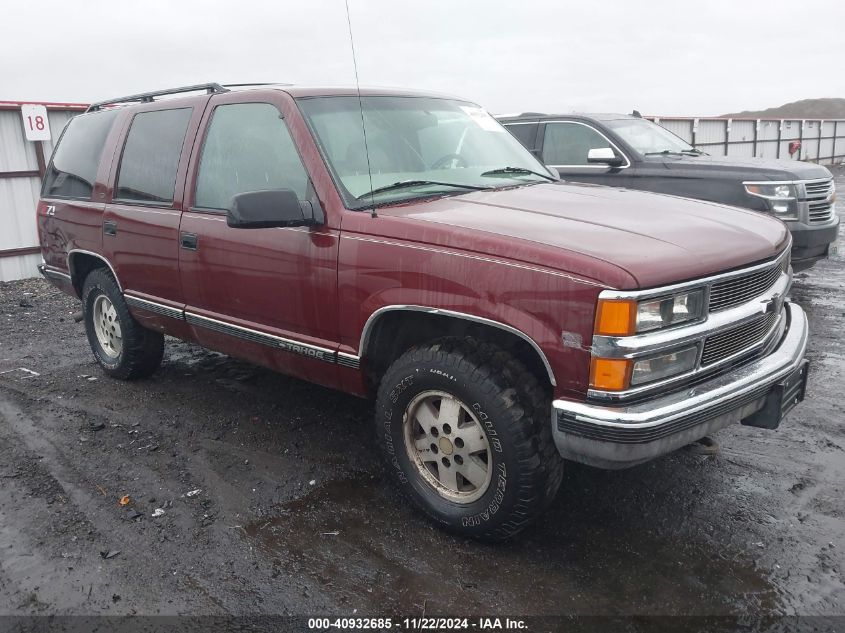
[
  {"left": 587, "top": 147, "right": 624, "bottom": 166},
  {"left": 227, "top": 189, "right": 320, "bottom": 229}
]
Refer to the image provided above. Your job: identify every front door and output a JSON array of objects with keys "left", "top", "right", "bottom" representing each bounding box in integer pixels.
[
  {"left": 539, "top": 121, "right": 630, "bottom": 187},
  {"left": 178, "top": 95, "right": 340, "bottom": 386}
]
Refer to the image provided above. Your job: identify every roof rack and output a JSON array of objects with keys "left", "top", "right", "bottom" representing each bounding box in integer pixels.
[
  {"left": 86, "top": 83, "right": 230, "bottom": 112},
  {"left": 221, "top": 82, "right": 292, "bottom": 89}
]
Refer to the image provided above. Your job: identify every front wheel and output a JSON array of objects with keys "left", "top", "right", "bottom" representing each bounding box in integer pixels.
[
  {"left": 82, "top": 269, "right": 164, "bottom": 380},
  {"left": 375, "top": 338, "right": 563, "bottom": 541}
]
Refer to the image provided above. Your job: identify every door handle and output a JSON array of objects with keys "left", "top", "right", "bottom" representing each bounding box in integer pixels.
[
  {"left": 180, "top": 232, "right": 198, "bottom": 250},
  {"left": 103, "top": 220, "right": 117, "bottom": 236}
]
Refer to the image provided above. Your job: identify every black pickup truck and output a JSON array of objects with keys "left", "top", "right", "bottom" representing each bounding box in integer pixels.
[{"left": 498, "top": 113, "right": 839, "bottom": 270}]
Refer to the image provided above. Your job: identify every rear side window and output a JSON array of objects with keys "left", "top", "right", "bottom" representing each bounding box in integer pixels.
[
  {"left": 194, "top": 103, "right": 310, "bottom": 210},
  {"left": 115, "top": 108, "right": 192, "bottom": 203},
  {"left": 42, "top": 110, "right": 118, "bottom": 200}
]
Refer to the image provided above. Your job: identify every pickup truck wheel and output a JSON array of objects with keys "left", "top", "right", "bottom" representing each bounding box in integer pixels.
[
  {"left": 375, "top": 338, "right": 563, "bottom": 541},
  {"left": 82, "top": 269, "right": 164, "bottom": 380}
]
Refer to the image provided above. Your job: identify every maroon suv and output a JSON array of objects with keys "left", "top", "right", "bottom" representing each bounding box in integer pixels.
[{"left": 37, "top": 83, "right": 809, "bottom": 540}]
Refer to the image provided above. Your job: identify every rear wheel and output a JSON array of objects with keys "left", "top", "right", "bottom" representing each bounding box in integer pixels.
[
  {"left": 82, "top": 269, "right": 164, "bottom": 380},
  {"left": 375, "top": 337, "right": 563, "bottom": 541}
]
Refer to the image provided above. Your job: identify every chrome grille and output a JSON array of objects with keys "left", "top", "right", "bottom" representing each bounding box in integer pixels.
[
  {"left": 804, "top": 178, "right": 835, "bottom": 224},
  {"left": 701, "top": 312, "right": 777, "bottom": 366},
  {"left": 708, "top": 262, "right": 782, "bottom": 312}
]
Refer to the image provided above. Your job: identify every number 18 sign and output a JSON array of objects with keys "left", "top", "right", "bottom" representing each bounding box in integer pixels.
[{"left": 21, "top": 104, "right": 51, "bottom": 141}]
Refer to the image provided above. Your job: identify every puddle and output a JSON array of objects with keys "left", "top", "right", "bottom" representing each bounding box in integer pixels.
[{"left": 242, "top": 473, "right": 781, "bottom": 615}]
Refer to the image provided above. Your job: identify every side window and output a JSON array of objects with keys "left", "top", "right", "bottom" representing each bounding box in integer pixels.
[
  {"left": 543, "top": 122, "right": 611, "bottom": 166},
  {"left": 194, "top": 103, "right": 310, "bottom": 211},
  {"left": 115, "top": 108, "right": 192, "bottom": 203},
  {"left": 42, "top": 109, "right": 119, "bottom": 200},
  {"left": 505, "top": 122, "right": 538, "bottom": 151}
]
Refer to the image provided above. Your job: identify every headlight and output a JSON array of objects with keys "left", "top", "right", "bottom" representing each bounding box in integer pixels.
[
  {"left": 595, "top": 290, "right": 705, "bottom": 336},
  {"left": 589, "top": 345, "right": 699, "bottom": 391},
  {"left": 630, "top": 346, "right": 698, "bottom": 386},
  {"left": 591, "top": 291, "right": 706, "bottom": 391},
  {"left": 744, "top": 182, "right": 798, "bottom": 219},
  {"left": 636, "top": 290, "right": 705, "bottom": 333}
]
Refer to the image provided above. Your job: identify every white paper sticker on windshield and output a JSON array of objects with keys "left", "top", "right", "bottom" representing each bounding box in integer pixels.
[{"left": 461, "top": 106, "right": 505, "bottom": 132}]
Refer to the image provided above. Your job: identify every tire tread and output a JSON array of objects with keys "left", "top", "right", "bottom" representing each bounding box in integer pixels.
[
  {"left": 82, "top": 269, "right": 164, "bottom": 380},
  {"left": 376, "top": 336, "right": 563, "bottom": 541}
]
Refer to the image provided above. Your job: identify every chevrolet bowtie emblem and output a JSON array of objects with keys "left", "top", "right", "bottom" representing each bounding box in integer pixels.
[{"left": 764, "top": 294, "right": 782, "bottom": 314}]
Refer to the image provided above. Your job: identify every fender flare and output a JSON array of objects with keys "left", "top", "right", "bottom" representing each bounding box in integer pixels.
[
  {"left": 358, "top": 304, "right": 557, "bottom": 386},
  {"left": 67, "top": 249, "right": 123, "bottom": 294}
]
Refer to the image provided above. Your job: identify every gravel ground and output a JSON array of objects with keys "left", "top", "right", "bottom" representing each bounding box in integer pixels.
[{"left": 0, "top": 174, "right": 843, "bottom": 627}]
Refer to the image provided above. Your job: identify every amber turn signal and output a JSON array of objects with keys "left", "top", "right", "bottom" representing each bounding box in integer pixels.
[
  {"left": 595, "top": 299, "right": 636, "bottom": 336},
  {"left": 589, "top": 357, "right": 632, "bottom": 391}
]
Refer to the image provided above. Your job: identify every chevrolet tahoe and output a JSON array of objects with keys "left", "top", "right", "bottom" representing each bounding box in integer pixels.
[
  {"left": 37, "top": 84, "right": 809, "bottom": 540},
  {"left": 499, "top": 112, "right": 838, "bottom": 271}
]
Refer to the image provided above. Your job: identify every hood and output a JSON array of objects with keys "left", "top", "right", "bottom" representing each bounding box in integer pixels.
[
  {"left": 375, "top": 183, "right": 790, "bottom": 289},
  {"left": 654, "top": 154, "right": 832, "bottom": 180}
]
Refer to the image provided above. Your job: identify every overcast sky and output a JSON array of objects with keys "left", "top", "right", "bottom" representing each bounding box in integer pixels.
[{"left": 2, "top": 0, "right": 843, "bottom": 116}]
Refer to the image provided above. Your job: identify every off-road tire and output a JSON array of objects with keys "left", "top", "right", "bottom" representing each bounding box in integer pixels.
[
  {"left": 375, "top": 337, "right": 563, "bottom": 540},
  {"left": 82, "top": 268, "right": 164, "bottom": 380}
]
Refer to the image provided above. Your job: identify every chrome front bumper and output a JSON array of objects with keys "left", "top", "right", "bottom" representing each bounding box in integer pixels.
[{"left": 552, "top": 302, "right": 809, "bottom": 469}]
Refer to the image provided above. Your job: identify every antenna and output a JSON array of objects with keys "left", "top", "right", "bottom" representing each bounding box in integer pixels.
[{"left": 344, "top": 0, "right": 377, "bottom": 218}]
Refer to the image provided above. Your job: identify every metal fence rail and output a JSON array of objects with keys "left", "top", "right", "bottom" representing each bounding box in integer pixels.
[{"left": 646, "top": 116, "right": 845, "bottom": 165}]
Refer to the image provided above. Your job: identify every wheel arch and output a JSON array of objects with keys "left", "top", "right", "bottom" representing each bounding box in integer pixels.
[
  {"left": 359, "top": 305, "right": 557, "bottom": 389},
  {"left": 67, "top": 250, "right": 122, "bottom": 298}
]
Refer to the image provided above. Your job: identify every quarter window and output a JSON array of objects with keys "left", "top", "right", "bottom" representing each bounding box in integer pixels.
[
  {"left": 42, "top": 110, "right": 119, "bottom": 200},
  {"left": 543, "top": 122, "right": 613, "bottom": 166},
  {"left": 115, "top": 108, "right": 192, "bottom": 203},
  {"left": 194, "top": 103, "right": 310, "bottom": 210}
]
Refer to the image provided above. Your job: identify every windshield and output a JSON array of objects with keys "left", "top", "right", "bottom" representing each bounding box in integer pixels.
[
  {"left": 297, "top": 96, "right": 554, "bottom": 209},
  {"left": 605, "top": 118, "right": 695, "bottom": 155}
]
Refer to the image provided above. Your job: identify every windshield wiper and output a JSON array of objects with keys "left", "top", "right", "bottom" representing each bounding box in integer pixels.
[
  {"left": 480, "top": 166, "right": 557, "bottom": 182},
  {"left": 358, "top": 180, "right": 487, "bottom": 199},
  {"left": 644, "top": 149, "right": 702, "bottom": 157}
]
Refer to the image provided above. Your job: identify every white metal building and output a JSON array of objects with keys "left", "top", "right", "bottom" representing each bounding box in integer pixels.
[
  {"left": 647, "top": 116, "right": 845, "bottom": 164},
  {"left": 0, "top": 101, "right": 86, "bottom": 281}
]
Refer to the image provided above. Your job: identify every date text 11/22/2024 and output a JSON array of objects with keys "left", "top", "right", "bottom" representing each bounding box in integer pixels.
[{"left": 307, "top": 617, "right": 528, "bottom": 630}]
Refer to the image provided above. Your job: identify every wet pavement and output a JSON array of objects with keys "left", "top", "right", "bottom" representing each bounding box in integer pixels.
[{"left": 0, "top": 171, "right": 843, "bottom": 624}]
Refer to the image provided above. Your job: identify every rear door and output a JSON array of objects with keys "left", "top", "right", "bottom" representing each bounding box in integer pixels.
[
  {"left": 177, "top": 91, "right": 340, "bottom": 387},
  {"left": 39, "top": 109, "right": 121, "bottom": 275},
  {"left": 538, "top": 120, "right": 631, "bottom": 186},
  {"left": 102, "top": 101, "right": 208, "bottom": 315}
]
